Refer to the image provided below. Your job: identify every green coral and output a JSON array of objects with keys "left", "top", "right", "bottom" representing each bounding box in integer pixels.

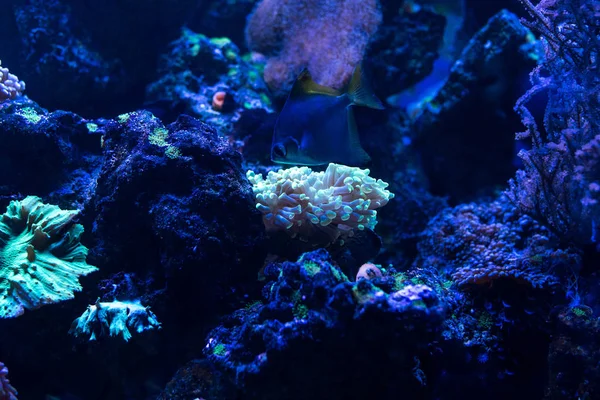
[
  {"left": 149, "top": 127, "right": 169, "bottom": 147},
  {"left": 477, "top": 312, "right": 494, "bottom": 330},
  {"left": 210, "top": 37, "right": 232, "bottom": 48},
  {"left": 118, "top": 113, "right": 131, "bottom": 123},
  {"left": 86, "top": 122, "right": 99, "bottom": 133},
  {"left": 293, "top": 303, "right": 309, "bottom": 319},
  {"left": 212, "top": 343, "right": 227, "bottom": 356},
  {"left": 571, "top": 306, "right": 590, "bottom": 318},
  {"left": 17, "top": 107, "right": 42, "bottom": 124},
  {"left": 392, "top": 272, "right": 407, "bottom": 291},
  {"left": 0, "top": 196, "right": 98, "bottom": 318},
  {"left": 303, "top": 261, "right": 321, "bottom": 276},
  {"left": 164, "top": 146, "right": 181, "bottom": 159},
  {"left": 244, "top": 300, "right": 262, "bottom": 310},
  {"left": 148, "top": 127, "right": 181, "bottom": 159}
]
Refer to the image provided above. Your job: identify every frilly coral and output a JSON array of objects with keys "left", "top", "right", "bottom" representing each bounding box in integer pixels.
[
  {"left": 0, "top": 60, "right": 25, "bottom": 101},
  {"left": 69, "top": 299, "right": 161, "bottom": 342},
  {"left": 246, "top": 163, "right": 394, "bottom": 242},
  {"left": 0, "top": 196, "right": 97, "bottom": 318}
]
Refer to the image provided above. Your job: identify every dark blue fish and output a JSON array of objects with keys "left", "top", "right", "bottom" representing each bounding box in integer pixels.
[{"left": 271, "top": 65, "right": 384, "bottom": 166}]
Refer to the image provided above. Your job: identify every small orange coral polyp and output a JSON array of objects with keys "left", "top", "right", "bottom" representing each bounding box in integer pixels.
[{"left": 212, "top": 91, "right": 227, "bottom": 111}]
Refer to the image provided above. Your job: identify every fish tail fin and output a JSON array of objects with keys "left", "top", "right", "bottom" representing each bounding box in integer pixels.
[
  {"left": 346, "top": 107, "right": 371, "bottom": 165},
  {"left": 347, "top": 65, "right": 384, "bottom": 110}
]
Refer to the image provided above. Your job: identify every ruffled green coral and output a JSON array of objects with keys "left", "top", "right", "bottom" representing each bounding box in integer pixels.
[{"left": 0, "top": 196, "right": 97, "bottom": 318}]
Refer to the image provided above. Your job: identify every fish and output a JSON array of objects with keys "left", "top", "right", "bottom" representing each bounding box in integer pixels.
[{"left": 271, "top": 65, "right": 384, "bottom": 166}]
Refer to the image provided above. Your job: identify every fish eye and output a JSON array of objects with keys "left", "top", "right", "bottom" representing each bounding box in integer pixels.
[{"left": 272, "top": 143, "right": 287, "bottom": 158}]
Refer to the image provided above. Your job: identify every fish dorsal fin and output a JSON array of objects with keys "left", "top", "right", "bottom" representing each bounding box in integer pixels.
[
  {"left": 347, "top": 65, "right": 384, "bottom": 110},
  {"left": 291, "top": 69, "right": 342, "bottom": 98},
  {"left": 346, "top": 107, "right": 371, "bottom": 164}
]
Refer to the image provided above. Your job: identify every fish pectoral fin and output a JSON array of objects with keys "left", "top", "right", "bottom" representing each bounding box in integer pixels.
[
  {"left": 291, "top": 69, "right": 342, "bottom": 98},
  {"left": 347, "top": 65, "right": 385, "bottom": 110},
  {"left": 346, "top": 107, "right": 371, "bottom": 164}
]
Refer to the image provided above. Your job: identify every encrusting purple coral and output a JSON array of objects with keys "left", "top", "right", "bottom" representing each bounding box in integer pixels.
[{"left": 415, "top": 196, "right": 580, "bottom": 288}]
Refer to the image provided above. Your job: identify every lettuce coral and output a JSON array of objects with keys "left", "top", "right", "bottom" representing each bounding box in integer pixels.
[
  {"left": 0, "top": 196, "right": 97, "bottom": 318},
  {"left": 246, "top": 163, "right": 394, "bottom": 243}
]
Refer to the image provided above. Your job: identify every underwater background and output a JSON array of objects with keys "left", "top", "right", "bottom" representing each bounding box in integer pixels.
[{"left": 0, "top": 0, "right": 599, "bottom": 399}]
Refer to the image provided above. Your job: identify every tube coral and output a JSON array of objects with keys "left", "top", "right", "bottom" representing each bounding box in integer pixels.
[
  {"left": 0, "top": 60, "right": 25, "bottom": 101},
  {"left": 247, "top": 163, "right": 394, "bottom": 243}
]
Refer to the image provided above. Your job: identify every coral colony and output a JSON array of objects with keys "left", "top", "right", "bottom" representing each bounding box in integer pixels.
[{"left": 0, "top": 0, "right": 599, "bottom": 399}]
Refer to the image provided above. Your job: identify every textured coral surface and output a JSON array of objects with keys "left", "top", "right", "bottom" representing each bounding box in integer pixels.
[{"left": 246, "top": 0, "right": 381, "bottom": 96}]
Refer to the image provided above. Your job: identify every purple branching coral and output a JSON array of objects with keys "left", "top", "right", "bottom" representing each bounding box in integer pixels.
[
  {"left": 507, "top": 0, "right": 600, "bottom": 246},
  {"left": 415, "top": 197, "right": 580, "bottom": 289}
]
